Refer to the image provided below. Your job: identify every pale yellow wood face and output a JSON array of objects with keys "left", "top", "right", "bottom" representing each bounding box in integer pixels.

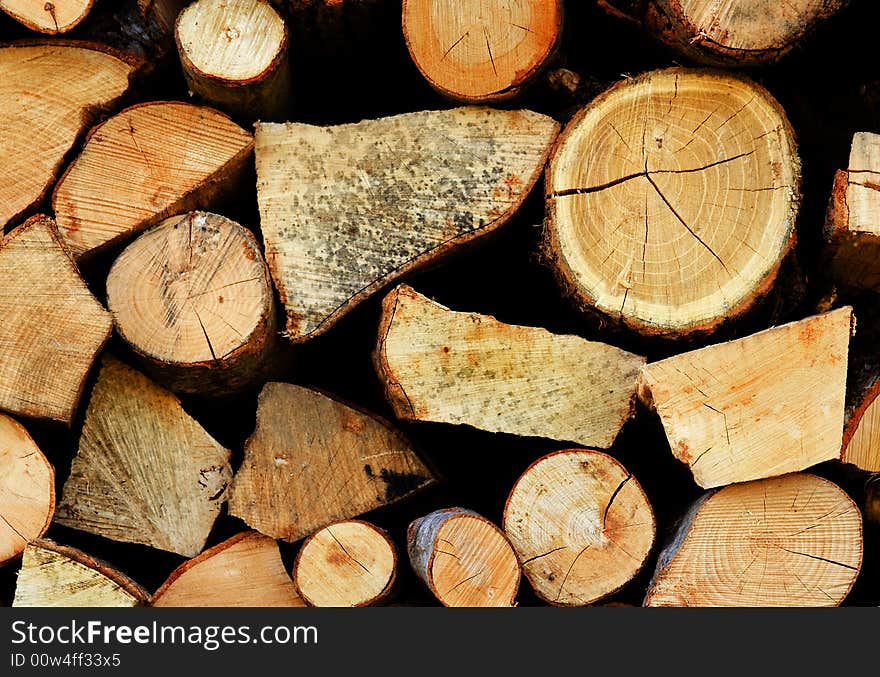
[
  {"left": 843, "top": 393, "right": 880, "bottom": 473},
  {"left": 0, "top": 0, "right": 92, "bottom": 32}
]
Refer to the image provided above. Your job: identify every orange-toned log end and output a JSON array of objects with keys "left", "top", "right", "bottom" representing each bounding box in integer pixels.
[
  {"left": 408, "top": 508, "right": 520, "bottom": 607},
  {"left": 152, "top": 532, "right": 305, "bottom": 607},
  {"left": 403, "top": 0, "right": 562, "bottom": 102},
  {"left": 0, "top": 414, "right": 54, "bottom": 565},
  {"left": 293, "top": 520, "right": 397, "bottom": 607},
  {"left": 645, "top": 474, "right": 863, "bottom": 607},
  {"left": 0, "top": 0, "right": 94, "bottom": 34},
  {"left": 503, "top": 449, "right": 655, "bottom": 607}
]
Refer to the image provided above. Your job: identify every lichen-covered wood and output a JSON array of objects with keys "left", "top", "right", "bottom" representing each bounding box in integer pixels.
[
  {"left": 55, "top": 357, "right": 233, "bottom": 557},
  {"left": 503, "top": 449, "right": 655, "bottom": 606},
  {"left": 13, "top": 540, "right": 149, "bottom": 607},
  {"left": 640, "top": 307, "right": 853, "bottom": 489},
  {"left": 152, "top": 531, "right": 305, "bottom": 607},
  {"left": 374, "top": 285, "right": 645, "bottom": 447},
  {"left": 0, "top": 0, "right": 94, "bottom": 33},
  {"left": 645, "top": 473, "right": 862, "bottom": 606},
  {"left": 0, "top": 43, "right": 132, "bottom": 229},
  {"left": 0, "top": 215, "right": 112, "bottom": 424},
  {"left": 254, "top": 106, "right": 559, "bottom": 341},
  {"left": 545, "top": 68, "right": 800, "bottom": 337},
  {"left": 228, "top": 382, "right": 435, "bottom": 542},
  {"left": 53, "top": 101, "right": 253, "bottom": 260}
]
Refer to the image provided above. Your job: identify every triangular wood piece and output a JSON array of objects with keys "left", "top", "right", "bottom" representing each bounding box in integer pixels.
[
  {"left": 640, "top": 307, "right": 853, "bottom": 488},
  {"left": 53, "top": 101, "right": 253, "bottom": 260},
  {"left": 13, "top": 539, "right": 149, "bottom": 607},
  {"left": 374, "top": 285, "right": 646, "bottom": 446},
  {"left": 0, "top": 43, "right": 132, "bottom": 230},
  {"left": 0, "top": 413, "right": 54, "bottom": 565},
  {"left": 152, "top": 531, "right": 305, "bottom": 607},
  {"left": 55, "top": 356, "right": 233, "bottom": 557},
  {"left": 228, "top": 382, "right": 436, "bottom": 542},
  {"left": 0, "top": 1, "right": 94, "bottom": 33},
  {"left": 0, "top": 215, "right": 112, "bottom": 424},
  {"left": 254, "top": 106, "right": 559, "bottom": 341},
  {"left": 841, "top": 371, "right": 880, "bottom": 473}
]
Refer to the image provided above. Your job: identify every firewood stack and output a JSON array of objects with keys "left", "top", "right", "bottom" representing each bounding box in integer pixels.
[{"left": 0, "top": 0, "right": 877, "bottom": 608}]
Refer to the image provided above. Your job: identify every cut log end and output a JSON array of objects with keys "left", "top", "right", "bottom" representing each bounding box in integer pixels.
[
  {"left": 0, "top": 414, "right": 54, "bottom": 565},
  {"left": 0, "top": 0, "right": 94, "bottom": 34},
  {"left": 107, "top": 211, "right": 277, "bottom": 396},
  {"left": 408, "top": 508, "right": 520, "bottom": 607},
  {"left": 293, "top": 521, "right": 397, "bottom": 607},
  {"left": 403, "top": 0, "right": 562, "bottom": 102},
  {"left": 546, "top": 68, "right": 800, "bottom": 336},
  {"left": 841, "top": 379, "right": 880, "bottom": 474},
  {"left": 503, "top": 450, "right": 655, "bottom": 607},
  {"left": 645, "top": 474, "right": 863, "bottom": 607}
]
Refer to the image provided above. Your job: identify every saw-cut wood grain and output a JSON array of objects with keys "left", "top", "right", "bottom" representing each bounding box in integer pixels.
[
  {"left": 55, "top": 356, "right": 233, "bottom": 557},
  {"left": 503, "top": 449, "right": 655, "bottom": 606},
  {"left": 0, "top": 0, "right": 94, "bottom": 33},
  {"left": 152, "top": 531, "right": 305, "bottom": 607},
  {"left": 0, "top": 42, "right": 132, "bottom": 229},
  {"left": 53, "top": 101, "right": 253, "bottom": 260},
  {"left": 0, "top": 215, "right": 112, "bottom": 424},
  {"left": 645, "top": 473, "right": 862, "bottom": 606},
  {"left": 640, "top": 307, "right": 853, "bottom": 489},
  {"left": 254, "top": 106, "right": 559, "bottom": 341},
  {"left": 374, "top": 285, "right": 645, "bottom": 446},
  {"left": 13, "top": 539, "right": 149, "bottom": 607},
  {"left": 228, "top": 382, "right": 435, "bottom": 542}
]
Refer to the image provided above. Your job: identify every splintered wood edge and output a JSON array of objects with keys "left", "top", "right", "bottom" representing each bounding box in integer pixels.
[
  {"left": 292, "top": 519, "right": 398, "bottom": 607},
  {"left": 0, "top": 1, "right": 95, "bottom": 34},
  {"left": 261, "top": 114, "right": 559, "bottom": 342},
  {"left": 30, "top": 539, "right": 151, "bottom": 604},
  {"left": 542, "top": 67, "right": 801, "bottom": 338}
]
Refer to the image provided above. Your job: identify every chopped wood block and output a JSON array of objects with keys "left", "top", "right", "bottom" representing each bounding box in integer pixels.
[
  {"left": 55, "top": 357, "right": 233, "bottom": 557},
  {"left": 825, "top": 132, "right": 880, "bottom": 289},
  {"left": 403, "top": 0, "right": 562, "bottom": 102},
  {"left": 152, "top": 531, "right": 305, "bottom": 607},
  {"left": 640, "top": 307, "right": 853, "bottom": 488},
  {"left": 645, "top": 473, "right": 863, "bottom": 606},
  {"left": 13, "top": 540, "right": 149, "bottom": 607},
  {"left": 0, "top": 0, "right": 94, "bottom": 33},
  {"left": 255, "top": 106, "right": 559, "bottom": 341},
  {"left": 176, "top": 0, "right": 291, "bottom": 120},
  {"left": 0, "top": 215, "right": 112, "bottom": 424},
  {"left": 375, "top": 285, "right": 645, "bottom": 446},
  {"left": 0, "top": 43, "right": 132, "bottom": 229},
  {"left": 293, "top": 520, "right": 397, "bottom": 607},
  {"left": 53, "top": 101, "right": 253, "bottom": 260},
  {"left": 107, "top": 211, "right": 277, "bottom": 396},
  {"left": 0, "top": 413, "right": 54, "bottom": 565},
  {"left": 228, "top": 382, "right": 435, "bottom": 542},
  {"left": 408, "top": 508, "right": 520, "bottom": 607},
  {"left": 545, "top": 68, "right": 800, "bottom": 336},
  {"left": 841, "top": 379, "right": 880, "bottom": 473},
  {"left": 503, "top": 449, "right": 655, "bottom": 606}
]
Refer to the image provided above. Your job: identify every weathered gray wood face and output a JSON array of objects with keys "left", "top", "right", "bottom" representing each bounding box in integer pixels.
[{"left": 255, "top": 107, "right": 559, "bottom": 341}]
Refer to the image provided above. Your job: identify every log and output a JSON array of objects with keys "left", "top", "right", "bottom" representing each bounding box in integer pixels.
[
  {"left": 374, "top": 285, "right": 645, "bottom": 446},
  {"left": 639, "top": 307, "right": 853, "bottom": 488},
  {"left": 825, "top": 132, "right": 880, "bottom": 290},
  {"left": 254, "top": 106, "right": 559, "bottom": 341},
  {"left": 544, "top": 68, "right": 801, "bottom": 337},
  {"left": 0, "top": 42, "right": 133, "bottom": 229},
  {"left": 402, "top": 0, "right": 563, "bottom": 102},
  {"left": 293, "top": 520, "right": 397, "bottom": 607},
  {"left": 503, "top": 449, "right": 655, "bottom": 606},
  {"left": 0, "top": 215, "right": 112, "bottom": 424},
  {"left": 841, "top": 379, "right": 880, "bottom": 474},
  {"left": 138, "top": 0, "right": 186, "bottom": 34},
  {"left": 152, "top": 531, "right": 305, "bottom": 607},
  {"left": 408, "top": 508, "right": 520, "bottom": 607},
  {"left": 13, "top": 539, "right": 149, "bottom": 607},
  {"left": 53, "top": 101, "right": 253, "bottom": 260},
  {"left": 644, "top": 473, "right": 863, "bottom": 607},
  {"left": 106, "top": 211, "right": 277, "bottom": 396},
  {"left": 0, "top": 413, "right": 54, "bottom": 565},
  {"left": 867, "top": 475, "right": 880, "bottom": 525},
  {"left": 176, "top": 0, "right": 291, "bottom": 121},
  {"left": 55, "top": 356, "right": 233, "bottom": 557},
  {"left": 0, "top": 0, "right": 93, "bottom": 33},
  {"left": 228, "top": 382, "right": 435, "bottom": 542}
]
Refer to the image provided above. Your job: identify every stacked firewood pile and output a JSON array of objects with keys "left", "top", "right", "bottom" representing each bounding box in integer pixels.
[{"left": 1, "top": 0, "right": 878, "bottom": 607}]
